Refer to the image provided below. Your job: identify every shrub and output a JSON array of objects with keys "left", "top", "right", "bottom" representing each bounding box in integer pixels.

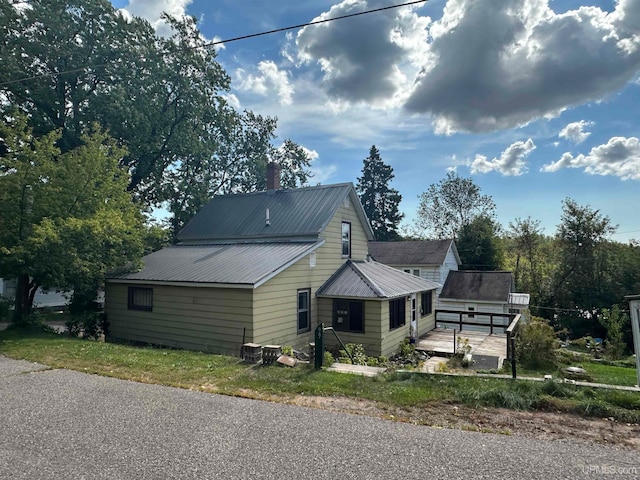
[
  {"left": 338, "top": 343, "right": 368, "bottom": 365},
  {"left": 323, "top": 351, "right": 335, "bottom": 367},
  {"left": 281, "top": 345, "right": 294, "bottom": 357},
  {"left": 516, "top": 317, "right": 558, "bottom": 369},
  {"left": 65, "top": 312, "right": 108, "bottom": 340},
  {"left": 599, "top": 305, "right": 627, "bottom": 360},
  {"left": 0, "top": 295, "right": 12, "bottom": 321}
]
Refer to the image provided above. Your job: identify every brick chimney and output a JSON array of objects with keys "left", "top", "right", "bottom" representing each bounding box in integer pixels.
[{"left": 266, "top": 162, "right": 281, "bottom": 191}]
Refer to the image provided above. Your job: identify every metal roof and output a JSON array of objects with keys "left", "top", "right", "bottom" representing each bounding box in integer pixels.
[
  {"left": 440, "top": 270, "right": 515, "bottom": 302},
  {"left": 508, "top": 293, "right": 531, "bottom": 306},
  {"left": 317, "top": 260, "right": 441, "bottom": 299},
  {"left": 108, "top": 242, "right": 322, "bottom": 287},
  {"left": 177, "top": 183, "right": 374, "bottom": 242},
  {"left": 368, "top": 239, "right": 460, "bottom": 266}
]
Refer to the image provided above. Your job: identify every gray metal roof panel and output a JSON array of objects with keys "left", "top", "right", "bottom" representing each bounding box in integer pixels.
[
  {"left": 109, "top": 242, "right": 321, "bottom": 285},
  {"left": 317, "top": 260, "right": 440, "bottom": 299},
  {"left": 440, "top": 270, "right": 515, "bottom": 302},
  {"left": 178, "top": 183, "right": 359, "bottom": 242},
  {"left": 368, "top": 239, "right": 456, "bottom": 266}
]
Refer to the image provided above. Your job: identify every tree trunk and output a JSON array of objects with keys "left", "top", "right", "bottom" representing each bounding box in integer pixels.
[{"left": 12, "top": 273, "right": 37, "bottom": 324}]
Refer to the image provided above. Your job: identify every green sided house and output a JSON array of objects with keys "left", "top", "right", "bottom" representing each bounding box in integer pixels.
[{"left": 105, "top": 168, "right": 439, "bottom": 357}]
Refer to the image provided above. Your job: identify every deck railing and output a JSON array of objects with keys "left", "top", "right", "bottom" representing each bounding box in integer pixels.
[{"left": 434, "top": 309, "right": 517, "bottom": 335}]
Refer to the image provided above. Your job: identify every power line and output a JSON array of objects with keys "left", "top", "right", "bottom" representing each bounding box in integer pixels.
[
  {"left": 0, "top": 1, "right": 427, "bottom": 87},
  {"left": 207, "top": 0, "right": 427, "bottom": 46}
]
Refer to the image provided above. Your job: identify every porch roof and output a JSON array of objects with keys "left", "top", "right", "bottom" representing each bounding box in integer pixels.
[{"left": 317, "top": 260, "right": 440, "bottom": 299}]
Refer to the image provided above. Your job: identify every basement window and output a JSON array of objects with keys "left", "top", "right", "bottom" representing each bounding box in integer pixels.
[{"left": 128, "top": 287, "right": 153, "bottom": 311}]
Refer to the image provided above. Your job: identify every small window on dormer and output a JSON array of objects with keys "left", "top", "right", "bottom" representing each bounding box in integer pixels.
[
  {"left": 341, "top": 222, "right": 351, "bottom": 258},
  {"left": 310, "top": 252, "right": 317, "bottom": 267},
  {"left": 343, "top": 195, "right": 350, "bottom": 208}
]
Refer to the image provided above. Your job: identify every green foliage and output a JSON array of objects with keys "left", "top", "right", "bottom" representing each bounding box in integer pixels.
[
  {"left": 281, "top": 345, "right": 294, "bottom": 357},
  {"left": 65, "top": 312, "right": 108, "bottom": 340},
  {"left": 0, "top": 115, "right": 145, "bottom": 322},
  {"left": 455, "top": 336, "right": 472, "bottom": 357},
  {"left": 0, "top": 296, "right": 11, "bottom": 321},
  {"left": 551, "top": 198, "right": 616, "bottom": 337},
  {"left": 399, "top": 338, "right": 416, "bottom": 357},
  {"left": 416, "top": 171, "right": 496, "bottom": 239},
  {"left": 356, "top": 145, "right": 403, "bottom": 241},
  {"left": 338, "top": 343, "right": 368, "bottom": 365},
  {"left": 456, "top": 215, "right": 503, "bottom": 270},
  {"left": 598, "top": 305, "right": 627, "bottom": 360},
  {"left": 0, "top": 0, "right": 310, "bottom": 237},
  {"left": 323, "top": 351, "right": 335, "bottom": 367},
  {"left": 517, "top": 317, "right": 558, "bottom": 369}
]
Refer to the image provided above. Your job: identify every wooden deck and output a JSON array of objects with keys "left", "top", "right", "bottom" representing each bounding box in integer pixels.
[{"left": 416, "top": 328, "right": 507, "bottom": 359}]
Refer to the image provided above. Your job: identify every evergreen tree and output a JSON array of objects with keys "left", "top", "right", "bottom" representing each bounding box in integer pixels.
[{"left": 356, "top": 146, "right": 404, "bottom": 241}]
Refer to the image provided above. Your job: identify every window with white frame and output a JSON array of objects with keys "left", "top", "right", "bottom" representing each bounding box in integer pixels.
[
  {"left": 297, "top": 289, "right": 311, "bottom": 333},
  {"left": 341, "top": 222, "right": 351, "bottom": 258}
]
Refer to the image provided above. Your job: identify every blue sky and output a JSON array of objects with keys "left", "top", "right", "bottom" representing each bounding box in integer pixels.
[{"left": 112, "top": 0, "right": 640, "bottom": 242}]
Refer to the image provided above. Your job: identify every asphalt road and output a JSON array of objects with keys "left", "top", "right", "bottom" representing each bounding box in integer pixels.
[{"left": 0, "top": 356, "right": 637, "bottom": 480}]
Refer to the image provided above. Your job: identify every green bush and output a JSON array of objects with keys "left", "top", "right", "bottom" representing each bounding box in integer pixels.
[
  {"left": 338, "top": 343, "right": 368, "bottom": 365},
  {"left": 65, "top": 312, "right": 108, "bottom": 340},
  {"left": 323, "top": 351, "right": 335, "bottom": 367},
  {"left": 516, "top": 317, "right": 558, "bottom": 369},
  {"left": 281, "top": 345, "right": 294, "bottom": 357},
  {"left": 0, "top": 295, "right": 11, "bottom": 321}
]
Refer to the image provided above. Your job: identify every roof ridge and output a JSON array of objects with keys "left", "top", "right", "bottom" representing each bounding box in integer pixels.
[{"left": 350, "top": 260, "right": 386, "bottom": 297}]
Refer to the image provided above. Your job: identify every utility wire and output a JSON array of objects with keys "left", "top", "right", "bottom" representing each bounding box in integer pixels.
[
  {"left": 207, "top": 0, "right": 427, "bottom": 46},
  {"left": 0, "top": 0, "right": 427, "bottom": 87}
]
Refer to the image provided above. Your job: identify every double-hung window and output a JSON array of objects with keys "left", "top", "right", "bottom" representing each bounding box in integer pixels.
[{"left": 297, "top": 289, "right": 311, "bottom": 333}]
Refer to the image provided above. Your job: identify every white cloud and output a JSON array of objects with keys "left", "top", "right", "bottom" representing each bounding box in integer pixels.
[
  {"left": 541, "top": 136, "right": 640, "bottom": 180},
  {"left": 559, "top": 120, "right": 594, "bottom": 144},
  {"left": 470, "top": 139, "right": 536, "bottom": 176},
  {"left": 119, "top": 0, "right": 193, "bottom": 36},
  {"left": 295, "top": 0, "right": 429, "bottom": 108},
  {"left": 236, "top": 61, "right": 294, "bottom": 106},
  {"left": 404, "top": 0, "right": 640, "bottom": 133}
]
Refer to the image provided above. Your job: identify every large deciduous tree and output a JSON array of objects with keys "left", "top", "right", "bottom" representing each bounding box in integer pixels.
[
  {"left": 0, "top": 0, "right": 311, "bottom": 221},
  {"left": 0, "top": 115, "right": 145, "bottom": 323},
  {"left": 416, "top": 171, "right": 495, "bottom": 239},
  {"left": 356, "top": 146, "right": 403, "bottom": 241},
  {"left": 456, "top": 215, "right": 503, "bottom": 270},
  {"left": 551, "top": 198, "right": 616, "bottom": 337}
]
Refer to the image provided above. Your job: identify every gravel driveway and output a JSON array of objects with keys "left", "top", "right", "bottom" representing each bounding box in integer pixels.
[{"left": 0, "top": 356, "right": 637, "bottom": 479}]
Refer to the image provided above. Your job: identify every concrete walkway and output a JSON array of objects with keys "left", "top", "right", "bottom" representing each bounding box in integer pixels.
[{"left": 326, "top": 363, "right": 387, "bottom": 377}]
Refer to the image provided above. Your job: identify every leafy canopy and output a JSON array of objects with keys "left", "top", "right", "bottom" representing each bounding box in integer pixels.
[{"left": 416, "top": 171, "right": 495, "bottom": 239}]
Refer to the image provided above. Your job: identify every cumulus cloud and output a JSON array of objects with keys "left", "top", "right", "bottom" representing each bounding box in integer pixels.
[
  {"left": 119, "top": 0, "right": 196, "bottom": 37},
  {"left": 541, "top": 136, "right": 640, "bottom": 180},
  {"left": 236, "top": 61, "right": 294, "bottom": 106},
  {"left": 470, "top": 138, "right": 536, "bottom": 176},
  {"left": 404, "top": 0, "right": 640, "bottom": 133},
  {"left": 296, "top": 0, "right": 429, "bottom": 107},
  {"left": 559, "top": 120, "right": 594, "bottom": 144}
]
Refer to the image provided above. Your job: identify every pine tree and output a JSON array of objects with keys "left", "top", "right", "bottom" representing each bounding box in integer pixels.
[{"left": 356, "top": 146, "right": 404, "bottom": 241}]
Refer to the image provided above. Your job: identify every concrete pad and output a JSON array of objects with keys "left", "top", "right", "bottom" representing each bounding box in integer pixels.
[
  {"left": 421, "top": 356, "right": 450, "bottom": 373},
  {"left": 326, "top": 363, "right": 386, "bottom": 377}
]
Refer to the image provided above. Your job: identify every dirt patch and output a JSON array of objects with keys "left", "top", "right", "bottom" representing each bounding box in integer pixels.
[{"left": 286, "top": 395, "right": 640, "bottom": 451}]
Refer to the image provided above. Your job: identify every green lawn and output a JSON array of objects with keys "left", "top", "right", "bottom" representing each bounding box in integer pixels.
[{"left": 1, "top": 327, "right": 639, "bottom": 424}]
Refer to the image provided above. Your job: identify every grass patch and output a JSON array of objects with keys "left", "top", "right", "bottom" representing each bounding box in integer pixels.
[{"left": 1, "top": 327, "right": 639, "bottom": 424}]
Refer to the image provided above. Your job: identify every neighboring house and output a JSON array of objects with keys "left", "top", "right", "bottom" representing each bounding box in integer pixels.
[
  {"left": 437, "top": 270, "right": 530, "bottom": 330},
  {"left": 105, "top": 167, "right": 439, "bottom": 357},
  {"left": 368, "top": 239, "right": 460, "bottom": 297}
]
